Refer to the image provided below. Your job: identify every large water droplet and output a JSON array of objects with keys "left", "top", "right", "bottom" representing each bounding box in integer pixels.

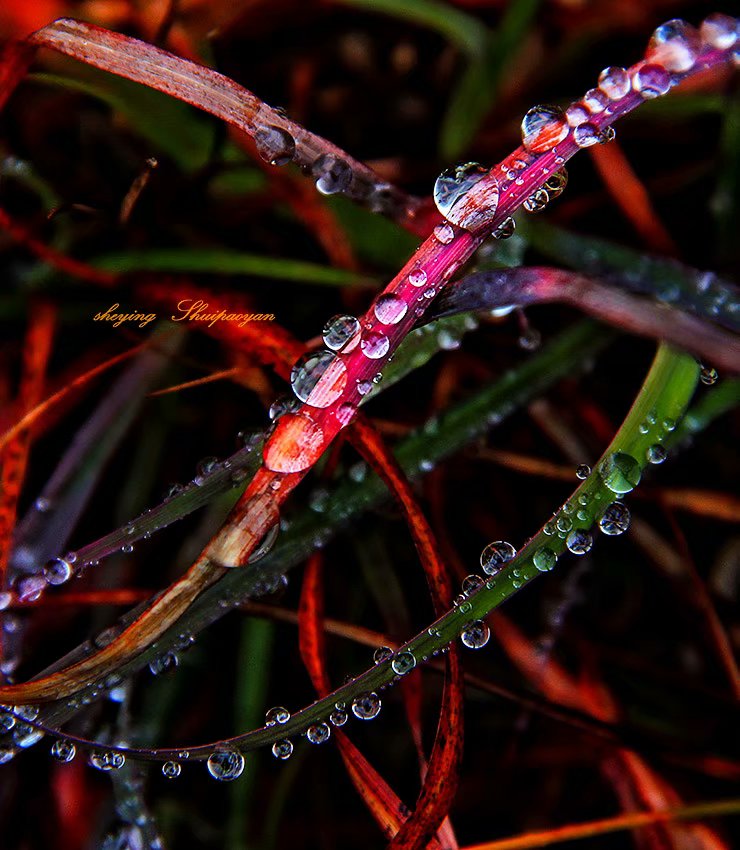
[
  {"left": 90, "top": 750, "right": 125, "bottom": 771},
  {"left": 700, "top": 365, "right": 718, "bottom": 385},
  {"left": 272, "top": 739, "right": 293, "bottom": 759},
  {"left": 360, "top": 329, "right": 390, "bottom": 360},
  {"left": 493, "top": 217, "right": 516, "bottom": 239},
  {"left": 51, "top": 739, "right": 76, "bottom": 763},
  {"left": 373, "top": 646, "right": 393, "bottom": 665},
  {"left": 632, "top": 64, "right": 672, "bottom": 98},
  {"left": 523, "top": 189, "right": 549, "bottom": 213},
  {"left": 312, "top": 154, "right": 352, "bottom": 194},
  {"left": 565, "top": 103, "right": 590, "bottom": 127},
  {"left": 646, "top": 19, "right": 701, "bottom": 72},
  {"left": 207, "top": 750, "right": 244, "bottom": 781},
  {"left": 408, "top": 268, "right": 428, "bottom": 287},
  {"left": 599, "top": 501, "right": 631, "bottom": 536},
  {"left": 162, "top": 760, "right": 181, "bottom": 778},
  {"left": 566, "top": 529, "right": 593, "bottom": 555},
  {"left": 329, "top": 708, "right": 348, "bottom": 727},
  {"left": 263, "top": 413, "right": 325, "bottom": 473},
  {"left": 700, "top": 14, "right": 738, "bottom": 50},
  {"left": 460, "top": 619, "right": 490, "bottom": 649},
  {"left": 576, "top": 464, "right": 591, "bottom": 480},
  {"left": 480, "top": 541, "right": 517, "bottom": 574},
  {"left": 306, "top": 723, "right": 331, "bottom": 744},
  {"left": 646, "top": 444, "right": 667, "bottom": 465},
  {"left": 351, "top": 692, "right": 381, "bottom": 720},
  {"left": 521, "top": 105, "right": 569, "bottom": 154},
  {"left": 374, "top": 293, "right": 408, "bottom": 325},
  {"left": 599, "top": 452, "right": 641, "bottom": 494},
  {"left": 291, "top": 350, "right": 348, "bottom": 408},
  {"left": 462, "top": 574, "right": 484, "bottom": 596},
  {"left": 582, "top": 89, "right": 609, "bottom": 113},
  {"left": 254, "top": 125, "right": 295, "bottom": 166},
  {"left": 322, "top": 315, "right": 361, "bottom": 353},
  {"left": 43, "top": 557, "right": 73, "bottom": 586},
  {"left": 533, "top": 547, "right": 557, "bottom": 572},
  {"left": 598, "top": 66, "right": 631, "bottom": 99},
  {"left": 433, "top": 223, "right": 455, "bottom": 244},
  {"left": 433, "top": 162, "right": 491, "bottom": 227},
  {"left": 265, "top": 706, "right": 291, "bottom": 726},
  {"left": 573, "top": 123, "right": 602, "bottom": 148},
  {"left": 391, "top": 651, "right": 416, "bottom": 676}
]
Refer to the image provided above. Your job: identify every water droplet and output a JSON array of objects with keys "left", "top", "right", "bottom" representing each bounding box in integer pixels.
[
  {"left": 433, "top": 162, "right": 489, "bottom": 224},
  {"left": 646, "top": 444, "right": 667, "bottom": 464},
  {"left": 700, "top": 365, "right": 718, "bottom": 385},
  {"left": 265, "top": 706, "right": 290, "bottom": 726},
  {"left": 373, "top": 646, "right": 393, "bottom": 664},
  {"left": 433, "top": 223, "right": 455, "bottom": 244},
  {"left": 90, "top": 750, "right": 125, "bottom": 771},
  {"left": 269, "top": 395, "right": 300, "bottom": 422},
  {"left": 329, "top": 708, "right": 348, "bottom": 727},
  {"left": 523, "top": 188, "right": 549, "bottom": 213},
  {"left": 391, "top": 651, "right": 416, "bottom": 676},
  {"left": 521, "top": 105, "right": 569, "bottom": 154},
  {"left": 533, "top": 547, "right": 557, "bottom": 572},
  {"left": 149, "top": 652, "right": 178, "bottom": 676},
  {"left": 306, "top": 723, "right": 331, "bottom": 744},
  {"left": 573, "top": 123, "right": 602, "bottom": 148},
  {"left": 374, "top": 293, "right": 408, "bottom": 325},
  {"left": 272, "top": 739, "right": 293, "bottom": 759},
  {"left": 43, "top": 557, "right": 73, "bottom": 586},
  {"left": 34, "top": 497, "right": 51, "bottom": 512},
  {"left": 254, "top": 125, "right": 295, "bottom": 166},
  {"left": 647, "top": 19, "right": 701, "bottom": 73},
  {"left": 462, "top": 574, "right": 484, "bottom": 595},
  {"left": 576, "top": 464, "right": 591, "bottom": 479},
  {"left": 408, "top": 268, "right": 428, "bottom": 287},
  {"left": 598, "top": 66, "right": 631, "bottom": 99},
  {"left": 17, "top": 575, "right": 45, "bottom": 602},
  {"left": 0, "top": 748, "right": 15, "bottom": 764},
  {"left": 360, "top": 329, "right": 389, "bottom": 360},
  {"left": 51, "top": 739, "right": 76, "bottom": 762},
  {"left": 162, "top": 760, "right": 181, "bottom": 778},
  {"left": 582, "top": 88, "right": 609, "bottom": 113},
  {"left": 357, "top": 379, "right": 373, "bottom": 396},
  {"left": 632, "top": 64, "right": 672, "bottom": 98},
  {"left": 599, "top": 501, "right": 631, "bottom": 536},
  {"left": 263, "top": 413, "right": 325, "bottom": 473},
  {"left": 322, "top": 314, "right": 361, "bottom": 353},
  {"left": 599, "top": 452, "right": 641, "bottom": 494},
  {"left": 565, "top": 103, "right": 590, "bottom": 127},
  {"left": 566, "top": 529, "right": 593, "bottom": 555},
  {"left": 291, "top": 350, "right": 348, "bottom": 408},
  {"left": 700, "top": 13, "right": 738, "bottom": 50},
  {"left": 544, "top": 169, "right": 568, "bottom": 198},
  {"left": 460, "top": 619, "right": 490, "bottom": 649},
  {"left": 207, "top": 750, "right": 244, "bottom": 781},
  {"left": 312, "top": 154, "right": 351, "bottom": 194},
  {"left": 493, "top": 217, "right": 516, "bottom": 239},
  {"left": 351, "top": 692, "right": 381, "bottom": 720}
]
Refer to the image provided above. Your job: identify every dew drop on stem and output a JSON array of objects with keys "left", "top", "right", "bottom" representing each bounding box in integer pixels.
[
  {"left": 306, "top": 723, "right": 331, "bottom": 744},
  {"left": 460, "top": 619, "right": 490, "bottom": 649},
  {"left": 566, "top": 529, "right": 593, "bottom": 555},
  {"left": 598, "top": 66, "right": 631, "bottom": 99},
  {"left": 322, "top": 314, "right": 361, "bottom": 353},
  {"left": 521, "top": 105, "right": 569, "bottom": 154},
  {"left": 391, "top": 651, "right": 416, "bottom": 675},
  {"left": 51, "top": 739, "right": 76, "bottom": 763},
  {"left": 206, "top": 750, "right": 244, "bottom": 781},
  {"left": 272, "top": 739, "right": 293, "bottom": 760},
  {"left": 162, "top": 760, "right": 181, "bottom": 778},
  {"left": 312, "top": 154, "right": 352, "bottom": 194},
  {"left": 700, "top": 14, "right": 738, "bottom": 50},
  {"left": 89, "top": 750, "right": 125, "bottom": 771},
  {"left": 433, "top": 162, "right": 490, "bottom": 226},
  {"left": 646, "top": 19, "right": 701, "bottom": 73},
  {"left": 599, "top": 452, "right": 641, "bottom": 494},
  {"left": 265, "top": 706, "right": 290, "bottom": 726},
  {"left": 480, "top": 540, "right": 517, "bottom": 575},
  {"left": 632, "top": 64, "right": 672, "bottom": 99},
  {"left": 373, "top": 293, "right": 407, "bottom": 325},
  {"left": 254, "top": 125, "right": 296, "bottom": 166},
  {"left": 351, "top": 692, "right": 381, "bottom": 720},
  {"left": 599, "top": 501, "right": 631, "bottom": 536},
  {"left": 290, "top": 350, "right": 348, "bottom": 408},
  {"left": 43, "top": 557, "right": 73, "bottom": 585}
]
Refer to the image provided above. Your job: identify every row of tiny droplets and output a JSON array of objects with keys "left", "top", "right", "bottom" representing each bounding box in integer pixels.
[{"left": 1, "top": 15, "right": 736, "bottom": 779}]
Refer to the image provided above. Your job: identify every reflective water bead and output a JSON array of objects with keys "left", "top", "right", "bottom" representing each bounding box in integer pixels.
[
  {"left": 460, "top": 619, "right": 490, "bottom": 649},
  {"left": 632, "top": 64, "right": 672, "bottom": 98},
  {"left": 598, "top": 66, "right": 631, "bottom": 100},
  {"left": 0, "top": 748, "right": 15, "bottom": 764},
  {"left": 523, "top": 189, "right": 549, "bottom": 213},
  {"left": 408, "top": 268, "right": 428, "bottom": 287},
  {"left": 700, "top": 365, "right": 718, "bottom": 385},
  {"left": 269, "top": 395, "right": 300, "bottom": 421},
  {"left": 351, "top": 692, "right": 381, "bottom": 720},
  {"left": 433, "top": 223, "right": 455, "bottom": 244},
  {"left": 263, "top": 413, "right": 325, "bottom": 473},
  {"left": 576, "top": 464, "right": 591, "bottom": 480},
  {"left": 492, "top": 217, "right": 515, "bottom": 239},
  {"left": 162, "top": 760, "right": 181, "bottom": 779},
  {"left": 272, "top": 739, "right": 293, "bottom": 760},
  {"left": 521, "top": 105, "right": 569, "bottom": 154},
  {"left": 149, "top": 652, "right": 178, "bottom": 676},
  {"left": 312, "top": 154, "right": 352, "bottom": 195},
  {"left": 544, "top": 169, "right": 568, "bottom": 198},
  {"left": 17, "top": 575, "right": 45, "bottom": 602},
  {"left": 391, "top": 651, "right": 416, "bottom": 676},
  {"left": 34, "top": 496, "right": 51, "bottom": 512},
  {"left": 373, "top": 646, "right": 393, "bottom": 664},
  {"left": 374, "top": 293, "right": 408, "bottom": 325},
  {"left": 565, "top": 103, "right": 590, "bottom": 127},
  {"left": 254, "top": 125, "right": 295, "bottom": 166},
  {"left": 360, "top": 329, "right": 390, "bottom": 359},
  {"left": 573, "top": 123, "right": 602, "bottom": 148},
  {"left": 290, "top": 350, "right": 348, "bottom": 408},
  {"left": 533, "top": 547, "right": 557, "bottom": 572},
  {"left": 566, "top": 529, "right": 593, "bottom": 555},
  {"left": 461, "top": 574, "right": 484, "bottom": 596},
  {"left": 599, "top": 452, "right": 641, "bottom": 494},
  {"left": 599, "top": 501, "right": 631, "bottom": 536},
  {"left": 647, "top": 19, "right": 701, "bottom": 73},
  {"left": 334, "top": 402, "right": 357, "bottom": 427},
  {"left": 433, "top": 162, "right": 488, "bottom": 222},
  {"left": 265, "top": 706, "right": 291, "bottom": 726},
  {"left": 207, "top": 750, "right": 244, "bottom": 781},
  {"left": 43, "top": 557, "right": 73, "bottom": 586},
  {"left": 51, "top": 739, "right": 76, "bottom": 763},
  {"left": 306, "top": 723, "right": 331, "bottom": 744},
  {"left": 329, "top": 708, "right": 348, "bottom": 727},
  {"left": 700, "top": 14, "right": 738, "bottom": 50},
  {"left": 357, "top": 379, "right": 373, "bottom": 396},
  {"left": 322, "top": 314, "right": 361, "bottom": 353},
  {"left": 90, "top": 750, "right": 125, "bottom": 771},
  {"left": 582, "top": 88, "right": 609, "bottom": 113},
  {"left": 647, "top": 444, "right": 667, "bottom": 464}
]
